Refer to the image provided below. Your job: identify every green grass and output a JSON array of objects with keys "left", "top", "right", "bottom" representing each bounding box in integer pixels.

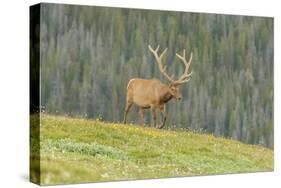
[{"left": 30, "top": 114, "right": 273, "bottom": 185}]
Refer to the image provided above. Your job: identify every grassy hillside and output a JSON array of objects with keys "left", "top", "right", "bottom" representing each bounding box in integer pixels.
[{"left": 30, "top": 114, "right": 273, "bottom": 185}]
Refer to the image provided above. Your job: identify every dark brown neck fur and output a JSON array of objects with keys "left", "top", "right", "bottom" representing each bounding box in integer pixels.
[{"left": 160, "top": 90, "right": 173, "bottom": 104}]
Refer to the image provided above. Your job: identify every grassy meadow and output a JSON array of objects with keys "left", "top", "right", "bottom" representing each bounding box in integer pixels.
[{"left": 30, "top": 114, "right": 273, "bottom": 185}]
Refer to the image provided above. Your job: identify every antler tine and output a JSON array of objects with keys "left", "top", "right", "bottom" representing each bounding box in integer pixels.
[
  {"left": 160, "top": 48, "right": 168, "bottom": 59},
  {"left": 156, "top": 45, "right": 160, "bottom": 52},
  {"left": 177, "top": 78, "right": 191, "bottom": 84},
  {"left": 188, "top": 52, "right": 193, "bottom": 64},
  {"left": 148, "top": 45, "right": 154, "bottom": 52},
  {"left": 148, "top": 45, "right": 160, "bottom": 56},
  {"left": 148, "top": 45, "right": 174, "bottom": 83}
]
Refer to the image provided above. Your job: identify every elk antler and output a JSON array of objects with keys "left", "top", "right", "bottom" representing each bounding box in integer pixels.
[
  {"left": 173, "top": 49, "right": 193, "bottom": 85},
  {"left": 148, "top": 45, "right": 174, "bottom": 83}
]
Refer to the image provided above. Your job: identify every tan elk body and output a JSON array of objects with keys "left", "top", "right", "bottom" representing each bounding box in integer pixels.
[{"left": 123, "top": 45, "right": 193, "bottom": 129}]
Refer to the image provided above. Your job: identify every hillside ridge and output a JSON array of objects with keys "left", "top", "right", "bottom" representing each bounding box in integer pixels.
[{"left": 30, "top": 114, "right": 273, "bottom": 185}]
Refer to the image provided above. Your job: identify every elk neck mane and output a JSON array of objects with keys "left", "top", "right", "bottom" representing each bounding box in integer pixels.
[{"left": 159, "top": 85, "right": 173, "bottom": 103}]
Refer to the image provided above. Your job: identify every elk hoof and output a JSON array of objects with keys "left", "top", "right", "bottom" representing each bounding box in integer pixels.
[{"left": 158, "top": 124, "right": 164, "bottom": 129}]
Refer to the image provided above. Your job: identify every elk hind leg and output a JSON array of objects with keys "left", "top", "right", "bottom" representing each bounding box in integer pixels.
[{"left": 123, "top": 101, "right": 133, "bottom": 124}]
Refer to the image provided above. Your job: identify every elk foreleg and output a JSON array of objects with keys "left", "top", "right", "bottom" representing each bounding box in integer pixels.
[
  {"left": 158, "top": 105, "right": 167, "bottom": 129},
  {"left": 138, "top": 108, "right": 145, "bottom": 126},
  {"left": 150, "top": 108, "right": 157, "bottom": 128}
]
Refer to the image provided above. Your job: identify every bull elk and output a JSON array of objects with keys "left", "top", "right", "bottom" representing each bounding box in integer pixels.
[{"left": 123, "top": 45, "right": 193, "bottom": 129}]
